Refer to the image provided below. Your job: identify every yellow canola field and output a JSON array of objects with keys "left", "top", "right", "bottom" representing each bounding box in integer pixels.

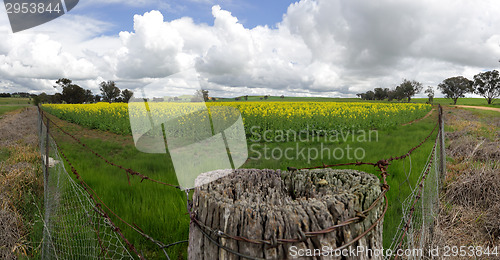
[{"left": 43, "top": 101, "right": 431, "bottom": 135}]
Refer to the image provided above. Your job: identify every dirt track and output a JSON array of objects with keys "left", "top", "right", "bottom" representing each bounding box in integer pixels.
[{"left": 453, "top": 105, "right": 500, "bottom": 112}]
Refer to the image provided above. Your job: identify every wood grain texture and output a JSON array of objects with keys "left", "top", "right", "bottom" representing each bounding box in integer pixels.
[{"left": 189, "top": 168, "right": 384, "bottom": 260}]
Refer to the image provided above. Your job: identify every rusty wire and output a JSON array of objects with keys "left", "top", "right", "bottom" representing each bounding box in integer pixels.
[
  {"left": 42, "top": 110, "right": 189, "bottom": 260},
  {"left": 42, "top": 112, "right": 182, "bottom": 190},
  {"left": 40, "top": 107, "right": 440, "bottom": 259},
  {"left": 189, "top": 165, "right": 390, "bottom": 260},
  {"left": 191, "top": 118, "right": 439, "bottom": 259},
  {"left": 191, "top": 185, "right": 389, "bottom": 244},
  {"left": 393, "top": 123, "right": 440, "bottom": 260},
  {"left": 47, "top": 128, "right": 145, "bottom": 260}
]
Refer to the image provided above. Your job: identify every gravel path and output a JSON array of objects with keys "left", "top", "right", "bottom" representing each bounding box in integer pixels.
[{"left": 453, "top": 105, "right": 500, "bottom": 112}]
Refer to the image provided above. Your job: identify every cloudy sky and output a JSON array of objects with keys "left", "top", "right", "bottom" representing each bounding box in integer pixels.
[{"left": 0, "top": 0, "right": 499, "bottom": 98}]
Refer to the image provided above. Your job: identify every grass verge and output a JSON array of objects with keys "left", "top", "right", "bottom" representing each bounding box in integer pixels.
[
  {"left": 0, "top": 108, "right": 44, "bottom": 259},
  {"left": 431, "top": 106, "right": 500, "bottom": 253}
]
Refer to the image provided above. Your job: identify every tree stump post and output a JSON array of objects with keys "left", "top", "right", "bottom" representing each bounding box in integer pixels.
[{"left": 189, "top": 168, "right": 384, "bottom": 259}]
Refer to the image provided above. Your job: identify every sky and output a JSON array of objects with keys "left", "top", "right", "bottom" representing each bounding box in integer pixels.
[{"left": 1, "top": 0, "right": 500, "bottom": 98}]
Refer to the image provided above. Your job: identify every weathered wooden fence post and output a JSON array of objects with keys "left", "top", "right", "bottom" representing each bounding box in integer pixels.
[{"left": 189, "top": 168, "right": 385, "bottom": 260}]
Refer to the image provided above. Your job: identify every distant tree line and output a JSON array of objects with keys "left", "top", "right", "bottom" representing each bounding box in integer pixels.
[
  {"left": 357, "top": 70, "right": 500, "bottom": 104},
  {"left": 31, "top": 78, "right": 134, "bottom": 105},
  {"left": 0, "top": 92, "right": 32, "bottom": 98},
  {"left": 357, "top": 79, "right": 423, "bottom": 102}
]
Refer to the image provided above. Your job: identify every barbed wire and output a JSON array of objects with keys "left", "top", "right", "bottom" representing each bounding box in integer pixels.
[
  {"left": 41, "top": 112, "right": 181, "bottom": 189},
  {"left": 40, "top": 106, "right": 441, "bottom": 260},
  {"left": 47, "top": 127, "right": 144, "bottom": 260},
  {"left": 393, "top": 125, "right": 440, "bottom": 260},
  {"left": 190, "top": 116, "right": 439, "bottom": 259},
  {"left": 40, "top": 108, "right": 188, "bottom": 260}
]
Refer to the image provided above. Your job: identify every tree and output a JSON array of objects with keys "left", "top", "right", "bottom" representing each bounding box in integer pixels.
[
  {"left": 100, "top": 81, "right": 120, "bottom": 103},
  {"left": 357, "top": 91, "right": 374, "bottom": 100},
  {"left": 52, "top": 93, "right": 63, "bottom": 104},
  {"left": 244, "top": 95, "right": 248, "bottom": 101},
  {"left": 121, "top": 89, "right": 134, "bottom": 103},
  {"left": 201, "top": 90, "right": 209, "bottom": 102},
  {"left": 397, "top": 79, "right": 422, "bottom": 102},
  {"left": 54, "top": 78, "right": 72, "bottom": 90},
  {"left": 62, "top": 83, "right": 86, "bottom": 104},
  {"left": 424, "top": 86, "right": 434, "bottom": 104},
  {"left": 367, "top": 90, "right": 376, "bottom": 100},
  {"left": 473, "top": 70, "right": 500, "bottom": 104},
  {"left": 84, "top": 89, "right": 94, "bottom": 103},
  {"left": 438, "top": 76, "right": 473, "bottom": 105},
  {"left": 387, "top": 89, "right": 396, "bottom": 101},
  {"left": 32, "top": 95, "right": 41, "bottom": 106},
  {"left": 374, "top": 88, "right": 389, "bottom": 100},
  {"left": 194, "top": 89, "right": 209, "bottom": 102},
  {"left": 94, "top": 95, "right": 101, "bottom": 102}
]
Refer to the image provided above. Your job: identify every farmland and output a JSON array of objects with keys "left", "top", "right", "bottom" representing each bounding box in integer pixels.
[
  {"left": 43, "top": 101, "right": 431, "bottom": 135},
  {"left": 0, "top": 98, "right": 32, "bottom": 117},
  {"left": 40, "top": 100, "right": 436, "bottom": 258},
  {"left": 0, "top": 97, "right": 31, "bottom": 105},
  {"left": 0, "top": 105, "right": 28, "bottom": 116}
]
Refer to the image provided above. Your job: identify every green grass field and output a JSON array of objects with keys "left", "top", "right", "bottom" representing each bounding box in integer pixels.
[
  {"left": 216, "top": 96, "right": 499, "bottom": 108},
  {"left": 0, "top": 97, "right": 31, "bottom": 105},
  {"left": 0, "top": 105, "right": 29, "bottom": 116},
  {"left": 0, "top": 97, "right": 32, "bottom": 116}
]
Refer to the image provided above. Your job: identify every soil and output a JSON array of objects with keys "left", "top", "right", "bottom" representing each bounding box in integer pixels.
[
  {"left": 0, "top": 107, "right": 41, "bottom": 259},
  {"left": 453, "top": 105, "right": 500, "bottom": 112}
]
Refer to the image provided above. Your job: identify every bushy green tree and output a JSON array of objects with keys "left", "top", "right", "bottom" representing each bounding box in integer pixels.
[
  {"left": 100, "top": 81, "right": 120, "bottom": 103},
  {"left": 473, "top": 70, "right": 500, "bottom": 104},
  {"left": 121, "top": 89, "right": 134, "bottom": 103},
  {"left": 438, "top": 76, "right": 473, "bottom": 105},
  {"left": 397, "top": 79, "right": 423, "bottom": 102}
]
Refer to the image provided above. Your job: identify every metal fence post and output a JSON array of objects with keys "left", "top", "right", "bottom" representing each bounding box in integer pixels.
[
  {"left": 438, "top": 105, "right": 446, "bottom": 183},
  {"left": 46, "top": 119, "right": 50, "bottom": 177}
]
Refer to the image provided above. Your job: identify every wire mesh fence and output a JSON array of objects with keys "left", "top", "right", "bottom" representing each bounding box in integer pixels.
[
  {"left": 39, "top": 111, "right": 134, "bottom": 260},
  {"left": 37, "top": 104, "right": 446, "bottom": 259},
  {"left": 385, "top": 106, "right": 444, "bottom": 259}
]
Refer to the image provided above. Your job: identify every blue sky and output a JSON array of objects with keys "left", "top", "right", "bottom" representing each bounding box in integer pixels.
[
  {"left": 1, "top": 0, "right": 499, "bottom": 97},
  {"left": 71, "top": 0, "right": 295, "bottom": 35}
]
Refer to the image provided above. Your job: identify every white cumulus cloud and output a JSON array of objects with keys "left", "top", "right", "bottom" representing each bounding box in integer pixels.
[{"left": 1, "top": 0, "right": 500, "bottom": 98}]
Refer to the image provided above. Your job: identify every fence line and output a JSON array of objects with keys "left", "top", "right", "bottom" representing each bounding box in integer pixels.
[
  {"left": 39, "top": 105, "right": 445, "bottom": 259},
  {"left": 39, "top": 109, "right": 136, "bottom": 259},
  {"left": 189, "top": 116, "right": 441, "bottom": 260},
  {"left": 386, "top": 104, "right": 445, "bottom": 259}
]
